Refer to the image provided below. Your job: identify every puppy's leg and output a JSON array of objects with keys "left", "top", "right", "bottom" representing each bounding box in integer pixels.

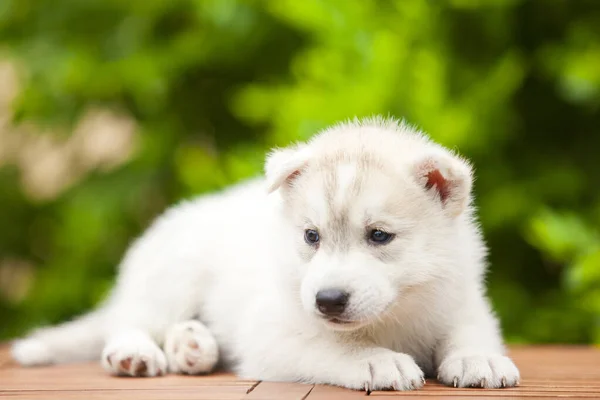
[
  {"left": 98, "top": 290, "right": 197, "bottom": 378},
  {"left": 96, "top": 228, "right": 208, "bottom": 376},
  {"left": 97, "top": 274, "right": 194, "bottom": 377},
  {"left": 435, "top": 290, "right": 520, "bottom": 388},
  {"left": 12, "top": 309, "right": 107, "bottom": 366},
  {"left": 164, "top": 320, "right": 219, "bottom": 375},
  {"left": 238, "top": 333, "right": 425, "bottom": 392}
]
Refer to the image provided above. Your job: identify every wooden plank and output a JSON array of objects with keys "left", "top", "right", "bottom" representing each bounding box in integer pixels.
[
  {"left": 244, "top": 381, "right": 314, "bottom": 399},
  {"left": 0, "top": 343, "right": 14, "bottom": 369},
  {"left": 0, "top": 388, "right": 250, "bottom": 400},
  {"left": 0, "top": 365, "right": 255, "bottom": 391},
  {"left": 366, "top": 396, "right": 600, "bottom": 400},
  {"left": 306, "top": 385, "right": 367, "bottom": 400},
  {"left": 371, "top": 395, "right": 600, "bottom": 398}
]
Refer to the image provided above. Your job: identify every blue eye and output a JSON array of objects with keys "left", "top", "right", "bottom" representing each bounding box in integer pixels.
[
  {"left": 304, "top": 229, "right": 320, "bottom": 245},
  {"left": 369, "top": 229, "right": 394, "bottom": 245}
]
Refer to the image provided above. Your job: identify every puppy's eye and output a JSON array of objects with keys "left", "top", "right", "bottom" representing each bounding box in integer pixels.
[
  {"left": 368, "top": 229, "right": 394, "bottom": 245},
  {"left": 304, "top": 229, "right": 320, "bottom": 245}
]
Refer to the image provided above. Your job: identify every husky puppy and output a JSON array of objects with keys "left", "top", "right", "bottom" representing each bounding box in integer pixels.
[{"left": 11, "top": 117, "right": 519, "bottom": 391}]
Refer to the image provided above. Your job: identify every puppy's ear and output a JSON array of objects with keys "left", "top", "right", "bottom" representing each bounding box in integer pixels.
[
  {"left": 265, "top": 144, "right": 311, "bottom": 193},
  {"left": 412, "top": 152, "right": 473, "bottom": 217}
]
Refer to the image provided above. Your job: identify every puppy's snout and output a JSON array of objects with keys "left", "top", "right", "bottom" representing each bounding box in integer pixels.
[{"left": 315, "top": 289, "right": 349, "bottom": 316}]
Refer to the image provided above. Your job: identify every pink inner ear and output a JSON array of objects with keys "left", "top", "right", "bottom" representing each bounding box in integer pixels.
[
  {"left": 287, "top": 170, "right": 301, "bottom": 185},
  {"left": 425, "top": 169, "right": 451, "bottom": 203}
]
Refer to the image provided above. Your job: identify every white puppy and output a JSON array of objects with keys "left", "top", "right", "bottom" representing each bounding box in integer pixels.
[{"left": 11, "top": 117, "right": 519, "bottom": 391}]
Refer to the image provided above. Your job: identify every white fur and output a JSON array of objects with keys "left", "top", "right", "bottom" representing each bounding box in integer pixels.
[{"left": 10, "top": 116, "right": 519, "bottom": 391}]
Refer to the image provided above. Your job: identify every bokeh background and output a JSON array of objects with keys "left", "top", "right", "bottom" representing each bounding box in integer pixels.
[{"left": 1, "top": 0, "right": 599, "bottom": 344}]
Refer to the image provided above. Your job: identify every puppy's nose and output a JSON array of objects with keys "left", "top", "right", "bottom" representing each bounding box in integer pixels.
[{"left": 315, "top": 289, "right": 349, "bottom": 316}]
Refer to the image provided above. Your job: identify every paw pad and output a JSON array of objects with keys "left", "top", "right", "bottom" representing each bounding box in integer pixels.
[{"left": 164, "top": 320, "right": 219, "bottom": 375}]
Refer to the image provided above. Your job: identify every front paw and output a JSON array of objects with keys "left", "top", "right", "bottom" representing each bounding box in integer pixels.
[
  {"left": 342, "top": 349, "right": 425, "bottom": 392},
  {"left": 437, "top": 353, "right": 520, "bottom": 388}
]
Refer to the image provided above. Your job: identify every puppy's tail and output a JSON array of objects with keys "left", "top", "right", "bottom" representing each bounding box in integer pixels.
[{"left": 11, "top": 308, "right": 108, "bottom": 366}]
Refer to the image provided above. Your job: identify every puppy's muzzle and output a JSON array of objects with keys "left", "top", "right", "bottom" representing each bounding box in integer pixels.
[{"left": 315, "top": 289, "right": 349, "bottom": 316}]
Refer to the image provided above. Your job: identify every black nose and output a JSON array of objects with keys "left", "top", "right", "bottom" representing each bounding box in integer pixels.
[{"left": 315, "top": 289, "right": 350, "bottom": 316}]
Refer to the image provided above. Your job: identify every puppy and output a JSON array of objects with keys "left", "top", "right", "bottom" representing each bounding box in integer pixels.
[{"left": 11, "top": 117, "right": 519, "bottom": 391}]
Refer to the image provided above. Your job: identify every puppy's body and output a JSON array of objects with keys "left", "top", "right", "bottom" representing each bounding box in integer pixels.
[{"left": 12, "top": 117, "right": 519, "bottom": 390}]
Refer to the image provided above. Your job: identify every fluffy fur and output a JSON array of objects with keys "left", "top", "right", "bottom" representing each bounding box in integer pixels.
[{"left": 11, "top": 117, "right": 519, "bottom": 391}]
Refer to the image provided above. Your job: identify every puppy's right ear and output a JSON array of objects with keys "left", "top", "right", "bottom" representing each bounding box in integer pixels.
[
  {"left": 265, "top": 144, "right": 311, "bottom": 193},
  {"left": 412, "top": 151, "right": 473, "bottom": 217}
]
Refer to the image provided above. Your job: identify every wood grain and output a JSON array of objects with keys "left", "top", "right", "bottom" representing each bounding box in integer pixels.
[{"left": 0, "top": 345, "right": 598, "bottom": 399}]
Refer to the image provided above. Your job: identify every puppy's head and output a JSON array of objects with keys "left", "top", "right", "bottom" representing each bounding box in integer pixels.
[{"left": 265, "top": 117, "right": 474, "bottom": 331}]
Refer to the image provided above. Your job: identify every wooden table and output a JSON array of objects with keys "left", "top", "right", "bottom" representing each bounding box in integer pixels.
[{"left": 1, "top": 345, "right": 599, "bottom": 399}]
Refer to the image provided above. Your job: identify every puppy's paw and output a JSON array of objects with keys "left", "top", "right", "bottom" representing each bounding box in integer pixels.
[
  {"left": 164, "top": 320, "right": 219, "bottom": 375},
  {"left": 437, "top": 353, "right": 520, "bottom": 388},
  {"left": 101, "top": 334, "right": 167, "bottom": 377},
  {"left": 341, "top": 349, "right": 425, "bottom": 391}
]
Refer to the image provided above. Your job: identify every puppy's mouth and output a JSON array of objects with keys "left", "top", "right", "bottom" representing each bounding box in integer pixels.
[
  {"left": 320, "top": 316, "right": 365, "bottom": 330},
  {"left": 316, "top": 298, "right": 397, "bottom": 331},
  {"left": 327, "top": 317, "right": 353, "bottom": 325}
]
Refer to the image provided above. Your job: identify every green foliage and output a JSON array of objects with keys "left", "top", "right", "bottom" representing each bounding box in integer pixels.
[{"left": 1, "top": 0, "right": 599, "bottom": 343}]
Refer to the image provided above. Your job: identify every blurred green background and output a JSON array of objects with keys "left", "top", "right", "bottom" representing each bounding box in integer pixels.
[{"left": 0, "top": 0, "right": 599, "bottom": 344}]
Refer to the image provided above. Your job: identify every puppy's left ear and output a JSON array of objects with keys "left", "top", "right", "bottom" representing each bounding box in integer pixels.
[
  {"left": 412, "top": 152, "right": 473, "bottom": 217},
  {"left": 265, "top": 144, "right": 311, "bottom": 193}
]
